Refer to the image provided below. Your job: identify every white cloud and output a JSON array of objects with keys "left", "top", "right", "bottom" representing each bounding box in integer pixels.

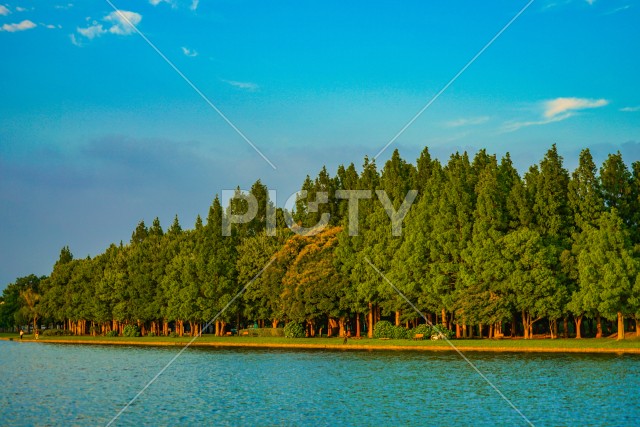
[
  {"left": 0, "top": 5, "right": 10, "bottom": 15},
  {"left": 15, "top": 6, "right": 27, "bottom": 12},
  {"left": 445, "top": 116, "right": 490, "bottom": 128},
  {"left": 544, "top": 97, "right": 608, "bottom": 119},
  {"left": 181, "top": 46, "right": 198, "bottom": 57},
  {"left": 223, "top": 80, "right": 259, "bottom": 91},
  {"left": 1, "top": 19, "right": 37, "bottom": 32},
  {"left": 620, "top": 106, "right": 640, "bottom": 112},
  {"left": 502, "top": 97, "right": 609, "bottom": 133},
  {"left": 585, "top": 0, "right": 596, "bottom": 5},
  {"left": 74, "top": 10, "right": 141, "bottom": 44},
  {"left": 149, "top": 0, "right": 171, "bottom": 5},
  {"left": 190, "top": 0, "right": 199, "bottom": 11},
  {"left": 77, "top": 23, "right": 105, "bottom": 39},
  {"left": 104, "top": 10, "right": 141, "bottom": 35}
]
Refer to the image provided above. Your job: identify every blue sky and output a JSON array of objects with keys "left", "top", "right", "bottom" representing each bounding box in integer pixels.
[{"left": 1, "top": 0, "right": 639, "bottom": 289}]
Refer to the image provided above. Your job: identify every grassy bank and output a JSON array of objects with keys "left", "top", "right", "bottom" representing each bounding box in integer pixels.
[{"left": 3, "top": 333, "right": 640, "bottom": 353}]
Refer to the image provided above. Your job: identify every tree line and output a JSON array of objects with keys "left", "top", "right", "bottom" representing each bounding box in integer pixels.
[{"left": 2, "top": 145, "right": 640, "bottom": 340}]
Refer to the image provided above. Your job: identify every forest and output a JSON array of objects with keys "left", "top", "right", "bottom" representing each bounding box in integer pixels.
[{"left": 2, "top": 145, "right": 640, "bottom": 340}]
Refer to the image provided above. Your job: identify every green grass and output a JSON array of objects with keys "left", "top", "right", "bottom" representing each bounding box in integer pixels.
[{"left": 3, "top": 332, "right": 640, "bottom": 351}]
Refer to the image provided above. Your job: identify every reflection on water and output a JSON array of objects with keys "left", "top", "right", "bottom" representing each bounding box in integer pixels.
[{"left": 1, "top": 341, "right": 639, "bottom": 426}]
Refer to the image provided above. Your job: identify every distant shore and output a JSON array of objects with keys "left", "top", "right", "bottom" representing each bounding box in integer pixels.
[{"left": 3, "top": 335, "right": 640, "bottom": 354}]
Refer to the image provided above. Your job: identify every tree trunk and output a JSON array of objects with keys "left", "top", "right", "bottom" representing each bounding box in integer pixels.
[
  {"left": 617, "top": 312, "right": 625, "bottom": 340},
  {"left": 441, "top": 308, "right": 447, "bottom": 330},
  {"left": 522, "top": 310, "right": 529, "bottom": 339},
  {"left": 395, "top": 310, "right": 401, "bottom": 327},
  {"left": 636, "top": 318, "right": 640, "bottom": 338},
  {"left": 456, "top": 323, "right": 461, "bottom": 338},
  {"left": 272, "top": 319, "right": 279, "bottom": 329},
  {"left": 511, "top": 314, "right": 517, "bottom": 338},
  {"left": 478, "top": 323, "right": 483, "bottom": 339},
  {"left": 356, "top": 313, "right": 361, "bottom": 338},
  {"left": 367, "top": 303, "right": 374, "bottom": 338},
  {"left": 338, "top": 318, "right": 345, "bottom": 338},
  {"left": 596, "top": 314, "right": 602, "bottom": 338},
  {"left": 563, "top": 317, "right": 569, "bottom": 339},
  {"left": 575, "top": 315, "right": 583, "bottom": 339}
]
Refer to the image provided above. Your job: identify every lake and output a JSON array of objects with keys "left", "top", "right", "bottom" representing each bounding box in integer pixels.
[{"left": 1, "top": 340, "right": 639, "bottom": 426}]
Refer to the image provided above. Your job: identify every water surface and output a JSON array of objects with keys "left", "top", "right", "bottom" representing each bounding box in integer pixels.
[{"left": 1, "top": 341, "right": 638, "bottom": 426}]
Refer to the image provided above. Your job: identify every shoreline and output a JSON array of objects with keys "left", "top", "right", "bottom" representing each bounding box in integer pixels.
[{"left": 3, "top": 337, "right": 640, "bottom": 354}]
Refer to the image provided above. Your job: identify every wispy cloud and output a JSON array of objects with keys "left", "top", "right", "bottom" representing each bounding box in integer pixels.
[
  {"left": 1, "top": 20, "right": 37, "bottom": 32},
  {"left": 15, "top": 6, "right": 28, "bottom": 12},
  {"left": 223, "top": 79, "right": 259, "bottom": 91},
  {"left": 69, "top": 33, "right": 81, "bottom": 46},
  {"left": 544, "top": 97, "right": 608, "bottom": 119},
  {"left": 445, "top": 116, "right": 490, "bottom": 128},
  {"left": 0, "top": 5, "right": 10, "bottom": 15},
  {"left": 503, "top": 97, "right": 608, "bottom": 132},
  {"left": 502, "top": 114, "right": 569, "bottom": 133},
  {"left": 605, "top": 5, "right": 631, "bottom": 15},
  {"left": 190, "top": 0, "right": 199, "bottom": 11},
  {"left": 585, "top": 0, "right": 596, "bottom": 5},
  {"left": 181, "top": 46, "right": 198, "bottom": 57},
  {"left": 74, "top": 10, "right": 141, "bottom": 43},
  {"left": 620, "top": 106, "right": 640, "bottom": 112}
]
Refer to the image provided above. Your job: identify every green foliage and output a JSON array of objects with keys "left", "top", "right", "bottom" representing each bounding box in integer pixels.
[
  {"left": 238, "top": 328, "right": 284, "bottom": 337},
  {"left": 148, "top": 331, "right": 156, "bottom": 337},
  {"left": 408, "top": 324, "right": 433, "bottom": 338},
  {"left": 431, "top": 325, "right": 454, "bottom": 339},
  {"left": 284, "top": 321, "right": 305, "bottom": 338},
  {"left": 106, "top": 330, "right": 118, "bottom": 337},
  {"left": 392, "top": 325, "right": 409, "bottom": 339},
  {"left": 122, "top": 325, "right": 140, "bottom": 337},
  {"left": 42, "top": 329, "right": 73, "bottom": 336},
  {"left": 373, "top": 320, "right": 394, "bottom": 338},
  {"left": 6, "top": 145, "right": 640, "bottom": 342}
]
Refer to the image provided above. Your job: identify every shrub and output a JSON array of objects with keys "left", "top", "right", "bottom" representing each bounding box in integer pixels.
[
  {"left": 284, "top": 322, "right": 305, "bottom": 338},
  {"left": 392, "top": 325, "right": 409, "bottom": 339},
  {"left": 106, "top": 330, "right": 118, "bottom": 337},
  {"left": 122, "top": 325, "right": 140, "bottom": 337},
  {"left": 169, "top": 332, "right": 177, "bottom": 338},
  {"left": 238, "top": 327, "right": 284, "bottom": 337},
  {"left": 148, "top": 331, "right": 156, "bottom": 337},
  {"left": 373, "top": 320, "right": 394, "bottom": 339},
  {"left": 431, "top": 325, "right": 454, "bottom": 340},
  {"left": 42, "top": 329, "right": 73, "bottom": 336},
  {"left": 409, "top": 324, "right": 433, "bottom": 339}
]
